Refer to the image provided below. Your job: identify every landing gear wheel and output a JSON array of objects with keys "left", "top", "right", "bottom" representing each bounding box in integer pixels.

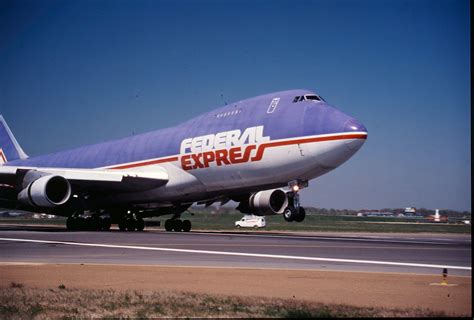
[
  {"left": 66, "top": 217, "right": 78, "bottom": 231},
  {"left": 91, "top": 216, "right": 102, "bottom": 231},
  {"left": 164, "top": 219, "right": 173, "bottom": 232},
  {"left": 136, "top": 218, "right": 145, "bottom": 231},
  {"left": 173, "top": 219, "right": 183, "bottom": 232},
  {"left": 101, "top": 217, "right": 112, "bottom": 231},
  {"left": 118, "top": 220, "right": 127, "bottom": 231},
  {"left": 283, "top": 207, "right": 296, "bottom": 222},
  {"left": 182, "top": 220, "right": 192, "bottom": 232},
  {"left": 125, "top": 218, "right": 136, "bottom": 231},
  {"left": 294, "top": 207, "right": 306, "bottom": 222}
]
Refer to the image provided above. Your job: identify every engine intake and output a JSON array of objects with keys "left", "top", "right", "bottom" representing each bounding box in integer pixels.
[
  {"left": 248, "top": 189, "right": 288, "bottom": 216},
  {"left": 18, "top": 175, "right": 71, "bottom": 208}
]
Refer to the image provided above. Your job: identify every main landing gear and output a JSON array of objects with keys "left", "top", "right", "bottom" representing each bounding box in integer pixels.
[
  {"left": 66, "top": 215, "right": 112, "bottom": 231},
  {"left": 66, "top": 211, "right": 145, "bottom": 232},
  {"left": 118, "top": 215, "right": 145, "bottom": 232},
  {"left": 164, "top": 219, "right": 192, "bottom": 232}
]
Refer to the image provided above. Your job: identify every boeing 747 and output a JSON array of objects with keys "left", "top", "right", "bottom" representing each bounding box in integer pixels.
[{"left": 0, "top": 89, "right": 367, "bottom": 231}]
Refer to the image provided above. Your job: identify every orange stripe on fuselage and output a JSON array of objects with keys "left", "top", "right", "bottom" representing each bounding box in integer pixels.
[
  {"left": 108, "top": 133, "right": 367, "bottom": 170},
  {"left": 110, "top": 156, "right": 179, "bottom": 169},
  {"left": 251, "top": 133, "right": 367, "bottom": 162}
]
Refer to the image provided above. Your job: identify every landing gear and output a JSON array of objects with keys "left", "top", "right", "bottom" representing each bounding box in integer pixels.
[
  {"left": 66, "top": 215, "right": 112, "bottom": 231},
  {"left": 283, "top": 207, "right": 297, "bottom": 222},
  {"left": 118, "top": 215, "right": 145, "bottom": 232},
  {"left": 282, "top": 183, "right": 306, "bottom": 223},
  {"left": 283, "top": 206, "right": 306, "bottom": 222},
  {"left": 164, "top": 219, "right": 192, "bottom": 232},
  {"left": 294, "top": 207, "right": 306, "bottom": 222}
]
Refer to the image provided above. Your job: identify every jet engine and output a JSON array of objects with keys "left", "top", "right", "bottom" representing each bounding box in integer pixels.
[
  {"left": 238, "top": 189, "right": 288, "bottom": 216},
  {"left": 18, "top": 175, "right": 72, "bottom": 208}
]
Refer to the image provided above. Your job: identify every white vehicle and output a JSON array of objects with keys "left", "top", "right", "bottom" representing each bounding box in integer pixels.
[{"left": 235, "top": 215, "right": 266, "bottom": 228}]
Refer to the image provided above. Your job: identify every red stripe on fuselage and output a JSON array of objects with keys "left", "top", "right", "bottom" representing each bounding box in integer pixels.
[
  {"left": 108, "top": 133, "right": 367, "bottom": 170},
  {"left": 251, "top": 133, "right": 367, "bottom": 162},
  {"left": 110, "top": 156, "right": 179, "bottom": 169}
]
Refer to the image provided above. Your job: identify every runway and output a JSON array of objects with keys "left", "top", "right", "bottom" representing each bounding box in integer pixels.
[{"left": 0, "top": 227, "right": 471, "bottom": 275}]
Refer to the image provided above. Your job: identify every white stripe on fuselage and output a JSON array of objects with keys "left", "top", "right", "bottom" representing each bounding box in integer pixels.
[{"left": 98, "top": 131, "right": 367, "bottom": 170}]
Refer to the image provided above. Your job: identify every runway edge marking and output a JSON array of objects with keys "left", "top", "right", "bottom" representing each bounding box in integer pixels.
[{"left": 0, "top": 237, "right": 471, "bottom": 271}]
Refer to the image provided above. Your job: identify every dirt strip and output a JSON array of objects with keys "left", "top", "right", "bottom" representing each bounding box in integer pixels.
[{"left": 0, "top": 264, "right": 471, "bottom": 316}]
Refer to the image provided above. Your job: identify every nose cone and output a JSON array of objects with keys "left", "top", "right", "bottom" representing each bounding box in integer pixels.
[
  {"left": 342, "top": 118, "right": 368, "bottom": 151},
  {"left": 342, "top": 118, "right": 367, "bottom": 134}
]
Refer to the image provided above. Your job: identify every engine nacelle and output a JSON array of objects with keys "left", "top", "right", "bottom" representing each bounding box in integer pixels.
[
  {"left": 18, "top": 175, "right": 71, "bottom": 208},
  {"left": 249, "top": 189, "right": 289, "bottom": 216}
]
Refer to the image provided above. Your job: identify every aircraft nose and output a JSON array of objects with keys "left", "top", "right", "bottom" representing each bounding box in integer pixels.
[
  {"left": 342, "top": 118, "right": 368, "bottom": 151},
  {"left": 342, "top": 118, "right": 367, "bottom": 134}
]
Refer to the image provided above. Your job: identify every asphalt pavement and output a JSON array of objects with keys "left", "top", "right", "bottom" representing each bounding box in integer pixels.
[{"left": 0, "top": 226, "right": 471, "bottom": 276}]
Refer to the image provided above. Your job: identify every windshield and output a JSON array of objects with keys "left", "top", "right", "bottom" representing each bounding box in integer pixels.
[{"left": 305, "top": 95, "right": 321, "bottom": 101}]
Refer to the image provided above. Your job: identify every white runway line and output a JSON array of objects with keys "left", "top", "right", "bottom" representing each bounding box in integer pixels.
[{"left": 0, "top": 237, "right": 471, "bottom": 271}]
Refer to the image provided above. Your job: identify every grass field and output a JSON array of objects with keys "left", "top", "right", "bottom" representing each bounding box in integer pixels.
[
  {"left": 0, "top": 285, "right": 452, "bottom": 318},
  {"left": 185, "top": 211, "right": 472, "bottom": 233},
  {"left": 0, "top": 212, "right": 471, "bottom": 233}
]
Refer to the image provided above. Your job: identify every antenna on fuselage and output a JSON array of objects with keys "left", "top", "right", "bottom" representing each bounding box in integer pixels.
[{"left": 220, "top": 93, "right": 228, "bottom": 106}]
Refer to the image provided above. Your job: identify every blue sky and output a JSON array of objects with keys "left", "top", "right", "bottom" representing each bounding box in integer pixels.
[{"left": 0, "top": 0, "right": 470, "bottom": 211}]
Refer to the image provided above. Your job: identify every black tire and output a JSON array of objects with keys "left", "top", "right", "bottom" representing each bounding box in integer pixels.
[
  {"left": 283, "top": 207, "right": 295, "bottom": 222},
  {"left": 101, "top": 218, "right": 112, "bottom": 231},
  {"left": 125, "top": 218, "right": 136, "bottom": 231},
  {"left": 182, "top": 220, "right": 191, "bottom": 232},
  {"left": 118, "top": 220, "right": 127, "bottom": 231},
  {"left": 164, "top": 219, "right": 173, "bottom": 232},
  {"left": 136, "top": 218, "right": 145, "bottom": 231},
  {"left": 173, "top": 219, "right": 183, "bottom": 232},
  {"left": 294, "top": 207, "right": 306, "bottom": 222},
  {"left": 66, "top": 217, "right": 76, "bottom": 231},
  {"left": 91, "top": 217, "right": 102, "bottom": 231},
  {"left": 78, "top": 217, "right": 88, "bottom": 231}
]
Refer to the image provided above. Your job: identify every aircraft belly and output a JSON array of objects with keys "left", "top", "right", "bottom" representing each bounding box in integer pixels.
[{"left": 299, "top": 139, "right": 359, "bottom": 179}]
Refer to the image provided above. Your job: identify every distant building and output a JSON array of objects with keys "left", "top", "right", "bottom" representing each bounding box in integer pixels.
[{"left": 404, "top": 207, "right": 416, "bottom": 216}]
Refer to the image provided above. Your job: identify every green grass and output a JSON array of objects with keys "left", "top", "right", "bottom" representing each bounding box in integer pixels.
[
  {"left": 180, "top": 211, "right": 471, "bottom": 233},
  {"left": 0, "top": 212, "right": 470, "bottom": 233},
  {"left": 0, "top": 286, "right": 456, "bottom": 318}
]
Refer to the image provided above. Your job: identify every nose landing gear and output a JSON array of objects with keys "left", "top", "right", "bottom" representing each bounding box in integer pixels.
[{"left": 282, "top": 180, "right": 307, "bottom": 222}]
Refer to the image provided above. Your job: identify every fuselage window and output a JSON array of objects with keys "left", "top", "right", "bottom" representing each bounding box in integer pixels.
[{"left": 215, "top": 109, "right": 242, "bottom": 118}]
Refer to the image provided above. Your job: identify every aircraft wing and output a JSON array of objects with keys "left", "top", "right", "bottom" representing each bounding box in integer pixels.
[{"left": 0, "top": 166, "right": 169, "bottom": 193}]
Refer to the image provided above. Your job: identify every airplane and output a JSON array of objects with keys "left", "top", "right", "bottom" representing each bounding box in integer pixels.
[{"left": 0, "top": 89, "right": 367, "bottom": 232}]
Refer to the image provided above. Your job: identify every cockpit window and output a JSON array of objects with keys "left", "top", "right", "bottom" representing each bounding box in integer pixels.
[
  {"left": 293, "top": 94, "right": 326, "bottom": 103},
  {"left": 305, "top": 95, "right": 321, "bottom": 101}
]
